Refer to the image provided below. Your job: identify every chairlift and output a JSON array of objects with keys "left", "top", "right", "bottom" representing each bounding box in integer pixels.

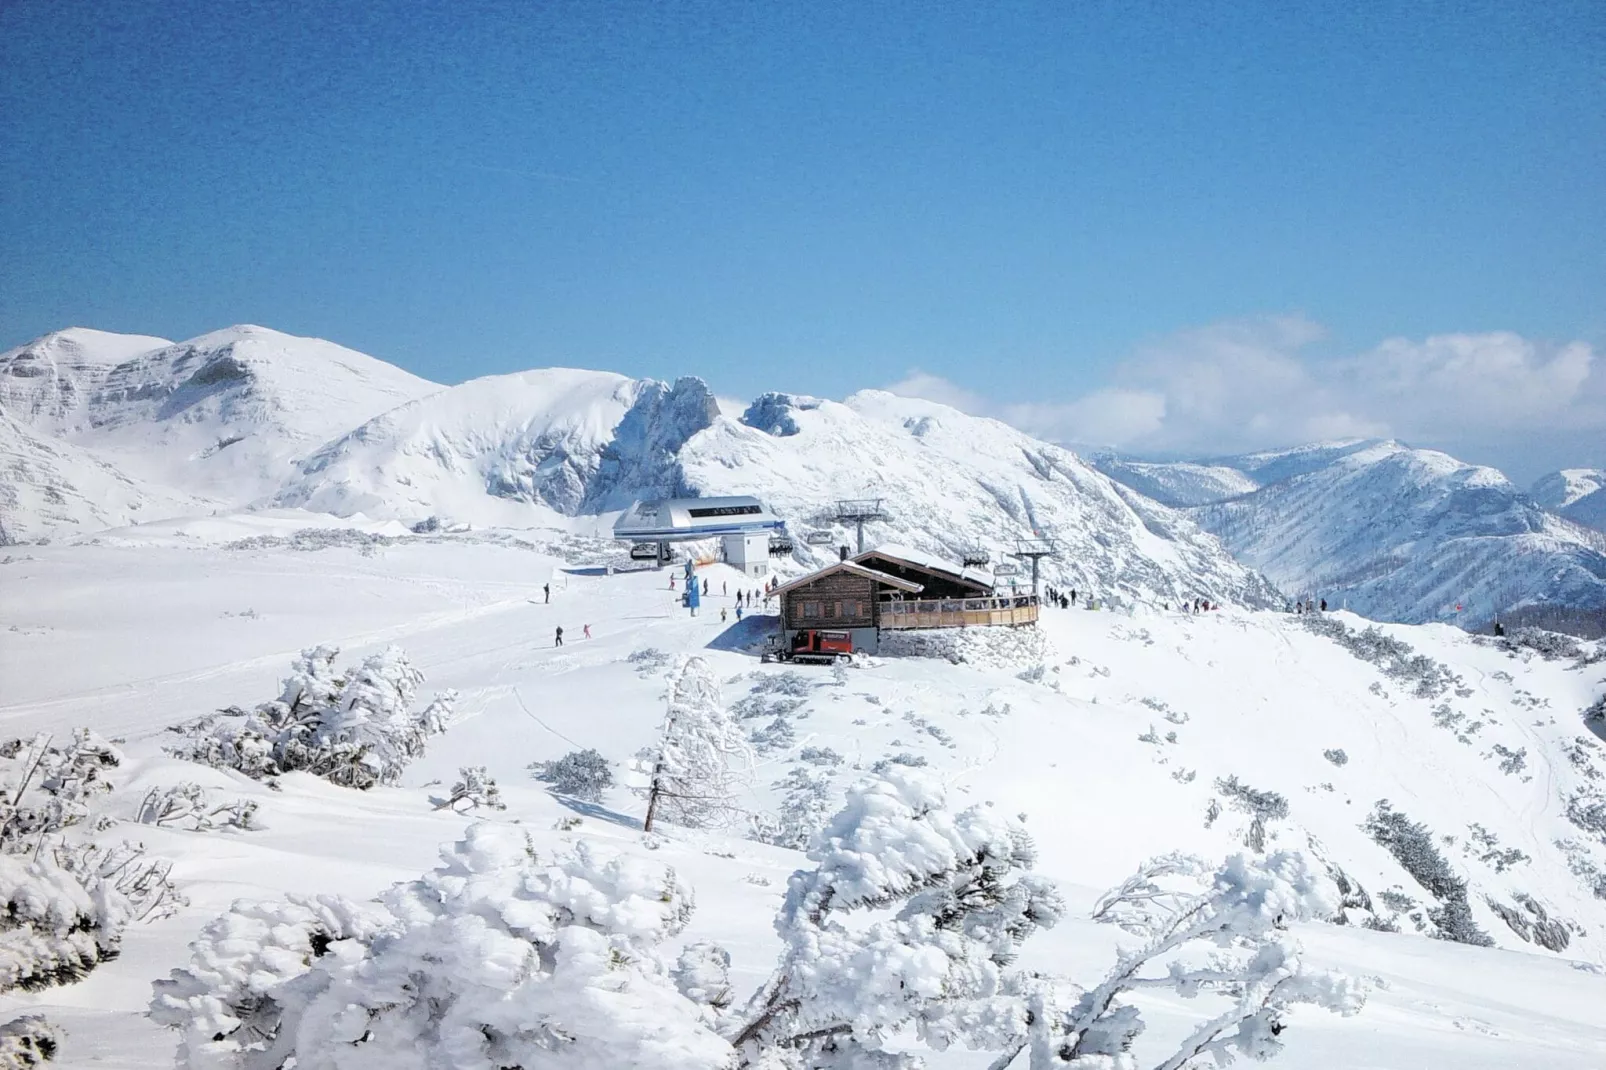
[
  {"left": 768, "top": 534, "right": 795, "bottom": 556},
  {"left": 961, "top": 547, "right": 991, "bottom": 567},
  {"left": 993, "top": 562, "right": 1021, "bottom": 577},
  {"left": 804, "top": 530, "right": 835, "bottom": 546},
  {"left": 629, "top": 543, "right": 661, "bottom": 560}
]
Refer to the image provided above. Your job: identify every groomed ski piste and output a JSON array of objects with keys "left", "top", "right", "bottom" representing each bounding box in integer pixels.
[{"left": 2, "top": 513, "right": 1605, "bottom": 1068}]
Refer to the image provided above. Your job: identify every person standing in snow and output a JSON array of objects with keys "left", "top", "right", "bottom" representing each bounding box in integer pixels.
[
  {"left": 555, "top": 626, "right": 564, "bottom": 647},
  {"left": 1320, "top": 598, "right": 1327, "bottom": 612},
  {"left": 702, "top": 578, "right": 709, "bottom": 596},
  {"left": 722, "top": 581, "right": 728, "bottom": 596},
  {"left": 543, "top": 583, "right": 550, "bottom": 604},
  {"left": 736, "top": 604, "right": 744, "bottom": 622},
  {"left": 583, "top": 623, "right": 592, "bottom": 639},
  {"left": 721, "top": 607, "right": 728, "bottom": 623}
]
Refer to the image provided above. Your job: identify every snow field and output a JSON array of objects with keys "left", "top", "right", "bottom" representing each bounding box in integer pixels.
[{"left": 0, "top": 537, "right": 1604, "bottom": 1066}]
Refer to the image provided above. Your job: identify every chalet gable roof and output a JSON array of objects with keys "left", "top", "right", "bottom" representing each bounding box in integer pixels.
[
  {"left": 851, "top": 544, "right": 994, "bottom": 591},
  {"left": 772, "top": 561, "right": 924, "bottom": 599}
]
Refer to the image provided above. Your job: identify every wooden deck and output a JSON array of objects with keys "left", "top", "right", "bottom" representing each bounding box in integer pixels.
[{"left": 879, "top": 595, "right": 1039, "bottom": 630}]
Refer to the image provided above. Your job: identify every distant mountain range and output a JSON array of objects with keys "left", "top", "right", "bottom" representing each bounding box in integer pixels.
[
  {"left": 1094, "top": 441, "right": 1606, "bottom": 627},
  {"left": 3, "top": 324, "right": 1604, "bottom": 629}
]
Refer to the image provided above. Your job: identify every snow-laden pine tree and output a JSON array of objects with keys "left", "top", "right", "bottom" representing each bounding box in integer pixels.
[
  {"left": 150, "top": 824, "right": 732, "bottom": 1070},
  {"left": 729, "top": 770, "right": 1064, "bottom": 1068},
  {"left": 995, "top": 852, "right": 1367, "bottom": 1068},
  {"left": 643, "top": 656, "right": 753, "bottom": 831},
  {"left": 166, "top": 645, "right": 455, "bottom": 789}
]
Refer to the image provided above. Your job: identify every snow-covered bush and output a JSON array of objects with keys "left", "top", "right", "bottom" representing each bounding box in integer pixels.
[
  {"left": 432, "top": 766, "right": 506, "bottom": 812},
  {"left": 749, "top": 765, "right": 838, "bottom": 851},
  {"left": 642, "top": 657, "right": 754, "bottom": 831},
  {"left": 166, "top": 645, "right": 455, "bottom": 790},
  {"left": 0, "top": 733, "right": 182, "bottom": 997},
  {"left": 151, "top": 825, "right": 730, "bottom": 1070},
  {"left": 1322, "top": 748, "right": 1349, "bottom": 766},
  {"left": 0, "top": 731, "right": 120, "bottom": 851},
  {"left": 0, "top": 839, "right": 179, "bottom": 995},
  {"left": 1363, "top": 801, "right": 1493, "bottom": 946},
  {"left": 1302, "top": 615, "right": 1462, "bottom": 699},
  {"left": 136, "top": 784, "right": 257, "bottom": 832},
  {"left": 531, "top": 748, "right": 614, "bottom": 801},
  {"left": 730, "top": 770, "right": 1065, "bottom": 1067},
  {"left": 0, "top": 1016, "right": 60, "bottom": 1067}
]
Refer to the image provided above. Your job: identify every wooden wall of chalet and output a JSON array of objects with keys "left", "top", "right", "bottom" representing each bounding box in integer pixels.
[
  {"left": 853, "top": 551, "right": 990, "bottom": 598},
  {"left": 783, "top": 571, "right": 878, "bottom": 629}
]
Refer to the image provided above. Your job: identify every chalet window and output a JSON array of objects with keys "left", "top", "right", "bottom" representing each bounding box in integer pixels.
[
  {"left": 832, "top": 601, "right": 843, "bottom": 618},
  {"left": 802, "top": 601, "right": 821, "bottom": 618}
]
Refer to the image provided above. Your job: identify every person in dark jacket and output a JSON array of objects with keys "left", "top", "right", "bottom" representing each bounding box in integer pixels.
[{"left": 555, "top": 626, "right": 564, "bottom": 647}]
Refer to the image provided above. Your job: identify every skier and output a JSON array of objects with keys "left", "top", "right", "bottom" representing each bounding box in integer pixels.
[
  {"left": 1319, "top": 598, "right": 1327, "bottom": 612},
  {"left": 583, "top": 623, "right": 592, "bottom": 639},
  {"left": 1070, "top": 589, "right": 1078, "bottom": 605},
  {"left": 543, "top": 583, "right": 550, "bottom": 604},
  {"left": 555, "top": 626, "right": 564, "bottom": 647},
  {"left": 721, "top": 607, "right": 728, "bottom": 623},
  {"left": 703, "top": 578, "right": 709, "bottom": 596},
  {"left": 723, "top": 581, "right": 728, "bottom": 596},
  {"left": 736, "top": 604, "right": 744, "bottom": 622}
]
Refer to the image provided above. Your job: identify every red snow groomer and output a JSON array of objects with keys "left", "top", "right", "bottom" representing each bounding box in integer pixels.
[{"left": 766, "top": 629, "right": 853, "bottom": 665}]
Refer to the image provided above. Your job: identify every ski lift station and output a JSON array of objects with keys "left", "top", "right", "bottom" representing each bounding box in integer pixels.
[{"left": 613, "top": 496, "right": 787, "bottom": 578}]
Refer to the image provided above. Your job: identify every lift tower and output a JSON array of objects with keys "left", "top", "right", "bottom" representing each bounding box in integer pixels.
[
  {"left": 1010, "top": 537, "right": 1060, "bottom": 598},
  {"left": 833, "top": 498, "right": 891, "bottom": 555}
]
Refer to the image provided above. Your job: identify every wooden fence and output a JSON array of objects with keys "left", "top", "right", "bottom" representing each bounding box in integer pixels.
[{"left": 878, "top": 595, "right": 1039, "bottom": 630}]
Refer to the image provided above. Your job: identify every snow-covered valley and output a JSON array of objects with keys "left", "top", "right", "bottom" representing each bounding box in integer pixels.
[{"left": 2, "top": 520, "right": 1605, "bottom": 1067}]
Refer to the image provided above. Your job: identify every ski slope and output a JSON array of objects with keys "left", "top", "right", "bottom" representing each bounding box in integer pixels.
[{"left": 1, "top": 524, "right": 1603, "bottom": 1067}]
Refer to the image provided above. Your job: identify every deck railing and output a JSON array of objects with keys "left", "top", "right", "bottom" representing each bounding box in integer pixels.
[{"left": 878, "top": 595, "right": 1039, "bottom": 630}]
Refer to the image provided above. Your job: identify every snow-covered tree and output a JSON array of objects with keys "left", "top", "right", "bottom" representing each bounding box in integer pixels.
[
  {"left": 729, "top": 770, "right": 1064, "bottom": 1068},
  {"left": 166, "top": 645, "right": 455, "bottom": 790},
  {"left": 992, "top": 851, "right": 1366, "bottom": 1068},
  {"left": 643, "top": 656, "right": 753, "bottom": 831},
  {"left": 151, "top": 824, "right": 731, "bottom": 1070},
  {"left": 532, "top": 748, "right": 615, "bottom": 801},
  {"left": 432, "top": 766, "right": 506, "bottom": 812}
]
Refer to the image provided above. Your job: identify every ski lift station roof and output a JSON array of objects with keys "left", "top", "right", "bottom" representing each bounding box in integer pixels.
[{"left": 613, "top": 496, "right": 785, "bottom": 542}]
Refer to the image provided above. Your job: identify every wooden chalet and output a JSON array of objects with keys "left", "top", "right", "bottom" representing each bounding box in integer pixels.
[{"left": 773, "top": 544, "right": 1038, "bottom": 653}]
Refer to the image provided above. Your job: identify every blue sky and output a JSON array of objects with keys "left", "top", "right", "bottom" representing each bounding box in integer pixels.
[{"left": 2, "top": 0, "right": 1602, "bottom": 476}]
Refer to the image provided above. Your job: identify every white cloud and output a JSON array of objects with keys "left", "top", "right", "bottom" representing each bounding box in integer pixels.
[{"left": 880, "top": 316, "right": 1603, "bottom": 473}]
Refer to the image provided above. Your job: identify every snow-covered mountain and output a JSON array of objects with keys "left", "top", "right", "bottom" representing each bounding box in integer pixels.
[
  {"left": 270, "top": 367, "right": 1277, "bottom": 609},
  {"left": 1098, "top": 441, "right": 1606, "bottom": 626},
  {"left": 0, "top": 411, "right": 207, "bottom": 544},
  {"left": 1534, "top": 469, "right": 1606, "bottom": 532},
  {"left": 0, "top": 325, "right": 441, "bottom": 505}
]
